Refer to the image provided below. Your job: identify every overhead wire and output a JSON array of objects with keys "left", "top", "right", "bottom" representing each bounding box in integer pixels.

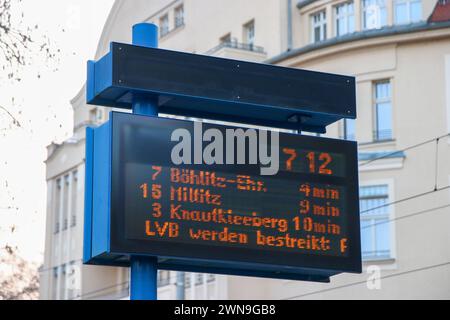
[{"left": 48, "top": 133, "right": 450, "bottom": 299}]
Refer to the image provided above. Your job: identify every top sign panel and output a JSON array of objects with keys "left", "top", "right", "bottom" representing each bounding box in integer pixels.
[
  {"left": 84, "top": 112, "right": 362, "bottom": 281},
  {"left": 87, "top": 43, "right": 356, "bottom": 133}
]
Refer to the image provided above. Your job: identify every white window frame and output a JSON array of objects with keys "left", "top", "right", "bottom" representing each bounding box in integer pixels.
[
  {"left": 54, "top": 178, "right": 62, "bottom": 234},
  {"left": 70, "top": 170, "right": 78, "bottom": 228},
  {"left": 62, "top": 174, "right": 70, "bottom": 231},
  {"left": 342, "top": 118, "right": 356, "bottom": 141},
  {"left": 157, "top": 270, "right": 171, "bottom": 287},
  {"left": 335, "top": 1, "right": 355, "bottom": 37},
  {"left": 373, "top": 79, "right": 393, "bottom": 142},
  {"left": 311, "top": 10, "right": 327, "bottom": 43},
  {"left": 394, "top": 0, "right": 422, "bottom": 25},
  {"left": 174, "top": 5, "right": 184, "bottom": 29},
  {"left": 244, "top": 20, "right": 255, "bottom": 46},
  {"left": 359, "top": 179, "right": 396, "bottom": 262},
  {"left": 160, "top": 14, "right": 170, "bottom": 37},
  {"left": 361, "top": 0, "right": 387, "bottom": 30}
]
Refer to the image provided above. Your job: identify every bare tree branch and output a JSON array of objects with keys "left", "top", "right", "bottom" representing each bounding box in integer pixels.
[
  {"left": 0, "top": 104, "right": 21, "bottom": 127},
  {"left": 0, "top": 0, "right": 58, "bottom": 129},
  {"left": 0, "top": 249, "right": 40, "bottom": 300}
]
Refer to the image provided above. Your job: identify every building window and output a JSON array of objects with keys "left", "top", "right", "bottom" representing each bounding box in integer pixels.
[
  {"left": 243, "top": 20, "right": 255, "bottom": 46},
  {"left": 360, "top": 185, "right": 391, "bottom": 260},
  {"left": 343, "top": 119, "right": 356, "bottom": 141},
  {"left": 53, "top": 266, "right": 59, "bottom": 278},
  {"left": 54, "top": 179, "right": 62, "bottom": 234},
  {"left": 311, "top": 11, "right": 327, "bottom": 43},
  {"left": 195, "top": 273, "right": 204, "bottom": 286},
  {"left": 160, "top": 14, "right": 169, "bottom": 37},
  {"left": 157, "top": 270, "right": 170, "bottom": 287},
  {"left": 67, "top": 261, "right": 79, "bottom": 300},
  {"left": 89, "top": 108, "right": 104, "bottom": 124},
  {"left": 394, "top": 0, "right": 422, "bottom": 25},
  {"left": 335, "top": 2, "right": 354, "bottom": 36},
  {"left": 52, "top": 267, "right": 59, "bottom": 300},
  {"left": 174, "top": 5, "right": 184, "bottom": 28},
  {"left": 374, "top": 80, "right": 392, "bottom": 141},
  {"left": 68, "top": 261, "right": 76, "bottom": 276},
  {"left": 62, "top": 175, "right": 70, "bottom": 231},
  {"left": 362, "top": 0, "right": 387, "bottom": 29},
  {"left": 60, "top": 264, "right": 67, "bottom": 297},
  {"left": 185, "top": 273, "right": 191, "bottom": 288},
  {"left": 70, "top": 170, "right": 78, "bottom": 227},
  {"left": 207, "top": 274, "right": 216, "bottom": 283}
]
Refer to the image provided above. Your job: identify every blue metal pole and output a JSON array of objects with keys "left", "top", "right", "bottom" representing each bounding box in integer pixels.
[
  {"left": 130, "top": 23, "right": 159, "bottom": 301},
  {"left": 130, "top": 256, "right": 158, "bottom": 300},
  {"left": 132, "top": 23, "right": 159, "bottom": 116}
]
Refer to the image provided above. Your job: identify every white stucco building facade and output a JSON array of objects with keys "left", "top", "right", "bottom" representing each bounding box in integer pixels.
[{"left": 40, "top": 0, "right": 450, "bottom": 300}]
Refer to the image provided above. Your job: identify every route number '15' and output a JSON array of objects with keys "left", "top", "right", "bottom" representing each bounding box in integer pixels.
[
  {"left": 140, "top": 166, "right": 163, "bottom": 199},
  {"left": 283, "top": 149, "right": 333, "bottom": 175},
  {"left": 140, "top": 166, "right": 163, "bottom": 218}
]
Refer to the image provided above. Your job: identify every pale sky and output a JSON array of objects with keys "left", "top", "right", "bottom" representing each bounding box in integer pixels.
[{"left": 0, "top": 0, "right": 114, "bottom": 262}]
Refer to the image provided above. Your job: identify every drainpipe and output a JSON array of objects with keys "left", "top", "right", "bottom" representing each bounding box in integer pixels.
[
  {"left": 176, "top": 272, "right": 185, "bottom": 300},
  {"left": 287, "top": 0, "right": 293, "bottom": 51}
]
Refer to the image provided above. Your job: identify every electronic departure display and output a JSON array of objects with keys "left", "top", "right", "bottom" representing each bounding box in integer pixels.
[{"left": 108, "top": 112, "right": 361, "bottom": 281}]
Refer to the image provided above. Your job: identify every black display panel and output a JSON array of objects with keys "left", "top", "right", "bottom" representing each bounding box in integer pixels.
[
  {"left": 87, "top": 42, "right": 357, "bottom": 133},
  {"left": 110, "top": 112, "right": 361, "bottom": 276}
]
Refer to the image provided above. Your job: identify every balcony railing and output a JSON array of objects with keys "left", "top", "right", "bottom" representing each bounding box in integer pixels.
[{"left": 205, "top": 40, "right": 265, "bottom": 56}]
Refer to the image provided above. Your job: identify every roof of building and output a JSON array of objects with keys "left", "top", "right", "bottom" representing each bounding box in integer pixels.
[
  {"left": 429, "top": 0, "right": 450, "bottom": 23},
  {"left": 266, "top": 20, "right": 450, "bottom": 64},
  {"left": 297, "top": 0, "right": 316, "bottom": 9}
]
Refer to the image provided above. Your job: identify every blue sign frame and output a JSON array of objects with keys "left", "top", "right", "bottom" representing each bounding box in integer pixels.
[
  {"left": 84, "top": 112, "right": 361, "bottom": 283},
  {"left": 84, "top": 24, "right": 360, "bottom": 295}
]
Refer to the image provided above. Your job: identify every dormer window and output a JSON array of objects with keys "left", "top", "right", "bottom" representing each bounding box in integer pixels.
[
  {"left": 160, "top": 14, "right": 169, "bottom": 37},
  {"left": 311, "top": 11, "right": 327, "bottom": 43},
  {"left": 175, "top": 5, "right": 184, "bottom": 28},
  {"left": 335, "top": 1, "right": 355, "bottom": 36},
  {"left": 362, "top": 0, "right": 387, "bottom": 30},
  {"left": 394, "top": 0, "right": 422, "bottom": 25},
  {"left": 243, "top": 20, "right": 255, "bottom": 46}
]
